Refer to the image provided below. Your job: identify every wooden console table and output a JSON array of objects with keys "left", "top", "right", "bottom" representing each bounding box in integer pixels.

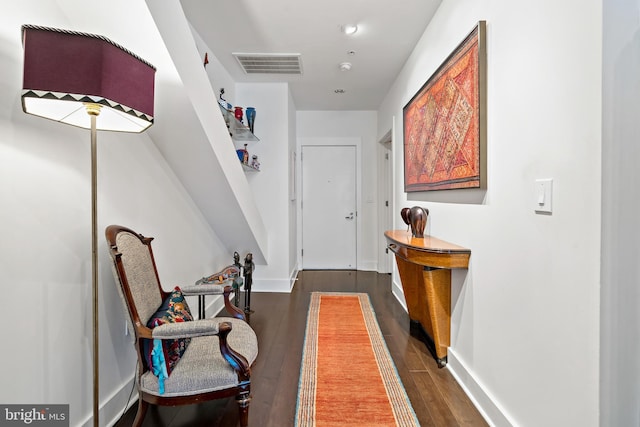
[{"left": 385, "top": 230, "right": 471, "bottom": 367}]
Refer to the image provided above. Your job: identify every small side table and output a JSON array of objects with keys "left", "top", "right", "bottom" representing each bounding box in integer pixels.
[{"left": 385, "top": 230, "right": 471, "bottom": 367}]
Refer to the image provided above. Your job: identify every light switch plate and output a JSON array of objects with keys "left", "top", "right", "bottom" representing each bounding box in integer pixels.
[{"left": 535, "top": 179, "right": 553, "bottom": 213}]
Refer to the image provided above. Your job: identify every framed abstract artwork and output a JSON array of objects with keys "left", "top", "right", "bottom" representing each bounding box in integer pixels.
[{"left": 403, "top": 21, "right": 487, "bottom": 192}]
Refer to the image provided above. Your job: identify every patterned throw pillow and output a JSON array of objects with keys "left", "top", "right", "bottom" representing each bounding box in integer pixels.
[{"left": 143, "top": 287, "right": 193, "bottom": 393}]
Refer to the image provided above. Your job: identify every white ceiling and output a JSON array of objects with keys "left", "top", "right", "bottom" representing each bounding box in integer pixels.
[{"left": 180, "top": 0, "right": 441, "bottom": 111}]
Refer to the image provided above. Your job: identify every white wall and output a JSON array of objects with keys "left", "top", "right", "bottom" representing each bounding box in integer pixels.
[
  {"left": 378, "top": 1, "right": 601, "bottom": 426},
  {"left": 0, "top": 1, "right": 233, "bottom": 426},
  {"left": 237, "top": 83, "right": 296, "bottom": 292},
  {"left": 296, "top": 111, "right": 379, "bottom": 271},
  {"left": 190, "top": 25, "right": 236, "bottom": 111},
  {"left": 600, "top": 0, "right": 640, "bottom": 425}
]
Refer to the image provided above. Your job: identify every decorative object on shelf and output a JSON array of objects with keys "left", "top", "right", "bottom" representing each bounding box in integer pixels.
[
  {"left": 250, "top": 155, "right": 260, "bottom": 171},
  {"left": 218, "top": 88, "right": 227, "bottom": 108},
  {"left": 21, "top": 24, "right": 156, "bottom": 427},
  {"left": 218, "top": 104, "right": 259, "bottom": 142},
  {"left": 234, "top": 106, "right": 244, "bottom": 124},
  {"left": 242, "top": 144, "right": 249, "bottom": 164},
  {"left": 204, "top": 52, "right": 209, "bottom": 68},
  {"left": 245, "top": 107, "right": 256, "bottom": 133},
  {"left": 401, "top": 206, "right": 429, "bottom": 238},
  {"left": 403, "top": 21, "right": 486, "bottom": 192},
  {"left": 218, "top": 89, "right": 232, "bottom": 131},
  {"left": 236, "top": 144, "right": 249, "bottom": 164}
]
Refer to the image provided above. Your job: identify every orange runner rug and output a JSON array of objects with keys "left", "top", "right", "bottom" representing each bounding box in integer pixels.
[{"left": 295, "top": 292, "right": 419, "bottom": 426}]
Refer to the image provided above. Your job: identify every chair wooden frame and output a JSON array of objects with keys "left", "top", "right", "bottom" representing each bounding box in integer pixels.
[{"left": 106, "top": 225, "right": 254, "bottom": 427}]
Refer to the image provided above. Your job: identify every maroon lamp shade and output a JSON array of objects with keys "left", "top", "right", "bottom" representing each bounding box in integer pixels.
[{"left": 21, "top": 25, "right": 155, "bottom": 132}]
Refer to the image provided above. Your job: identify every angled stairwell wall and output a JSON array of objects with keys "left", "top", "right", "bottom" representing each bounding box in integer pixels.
[{"left": 145, "top": 0, "right": 268, "bottom": 263}]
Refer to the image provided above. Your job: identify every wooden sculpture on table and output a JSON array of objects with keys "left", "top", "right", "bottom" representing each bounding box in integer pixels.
[
  {"left": 243, "top": 253, "right": 255, "bottom": 314},
  {"left": 232, "top": 252, "right": 242, "bottom": 306},
  {"left": 401, "top": 206, "right": 429, "bottom": 238}
]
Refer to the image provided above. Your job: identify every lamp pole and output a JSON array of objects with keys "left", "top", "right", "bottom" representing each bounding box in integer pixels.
[{"left": 87, "top": 103, "right": 101, "bottom": 427}]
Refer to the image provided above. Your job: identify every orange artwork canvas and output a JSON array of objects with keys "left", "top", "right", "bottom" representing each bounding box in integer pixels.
[{"left": 403, "top": 21, "right": 486, "bottom": 192}]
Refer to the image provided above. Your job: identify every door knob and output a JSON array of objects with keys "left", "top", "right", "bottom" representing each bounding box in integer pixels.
[{"left": 345, "top": 212, "right": 354, "bottom": 220}]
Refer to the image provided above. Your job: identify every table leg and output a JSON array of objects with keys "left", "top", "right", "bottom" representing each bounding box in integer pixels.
[
  {"left": 394, "top": 255, "right": 451, "bottom": 366},
  {"left": 199, "top": 295, "right": 205, "bottom": 319}
]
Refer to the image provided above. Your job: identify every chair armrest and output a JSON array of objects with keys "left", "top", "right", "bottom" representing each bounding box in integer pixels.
[
  {"left": 151, "top": 319, "right": 221, "bottom": 339},
  {"left": 221, "top": 284, "right": 247, "bottom": 320},
  {"left": 181, "top": 283, "right": 226, "bottom": 296},
  {"left": 218, "top": 322, "right": 251, "bottom": 380}
]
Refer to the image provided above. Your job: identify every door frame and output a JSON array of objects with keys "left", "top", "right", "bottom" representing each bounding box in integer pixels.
[
  {"left": 297, "top": 137, "right": 362, "bottom": 270},
  {"left": 377, "top": 125, "right": 394, "bottom": 274}
]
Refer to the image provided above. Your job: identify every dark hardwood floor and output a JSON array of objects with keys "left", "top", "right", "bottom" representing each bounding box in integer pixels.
[{"left": 114, "top": 270, "right": 488, "bottom": 426}]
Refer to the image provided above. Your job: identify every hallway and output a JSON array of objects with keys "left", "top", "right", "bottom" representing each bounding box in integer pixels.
[{"left": 115, "top": 270, "right": 487, "bottom": 426}]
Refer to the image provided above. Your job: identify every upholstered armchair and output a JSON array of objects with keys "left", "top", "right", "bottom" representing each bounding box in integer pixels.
[{"left": 105, "top": 225, "right": 258, "bottom": 427}]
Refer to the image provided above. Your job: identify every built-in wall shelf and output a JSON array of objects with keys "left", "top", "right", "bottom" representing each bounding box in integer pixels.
[
  {"left": 232, "top": 126, "right": 259, "bottom": 142},
  {"left": 219, "top": 104, "right": 259, "bottom": 142},
  {"left": 241, "top": 163, "right": 260, "bottom": 172}
]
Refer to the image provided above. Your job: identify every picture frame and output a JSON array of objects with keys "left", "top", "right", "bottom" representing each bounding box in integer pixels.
[{"left": 403, "top": 20, "right": 487, "bottom": 192}]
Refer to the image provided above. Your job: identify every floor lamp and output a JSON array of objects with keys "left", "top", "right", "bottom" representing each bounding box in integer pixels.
[{"left": 21, "top": 25, "right": 156, "bottom": 426}]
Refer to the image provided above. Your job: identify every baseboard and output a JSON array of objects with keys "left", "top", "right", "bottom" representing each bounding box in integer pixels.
[
  {"left": 105, "top": 378, "right": 138, "bottom": 427},
  {"left": 76, "top": 375, "right": 138, "bottom": 427},
  {"left": 446, "top": 349, "right": 515, "bottom": 427},
  {"left": 391, "top": 277, "right": 408, "bottom": 311},
  {"left": 290, "top": 265, "right": 300, "bottom": 290},
  {"left": 358, "top": 260, "right": 378, "bottom": 271},
  {"left": 252, "top": 277, "right": 294, "bottom": 293}
]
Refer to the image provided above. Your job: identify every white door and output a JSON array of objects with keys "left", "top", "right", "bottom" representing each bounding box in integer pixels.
[{"left": 302, "top": 145, "right": 357, "bottom": 269}]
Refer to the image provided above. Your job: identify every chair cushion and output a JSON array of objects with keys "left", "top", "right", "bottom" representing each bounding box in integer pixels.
[
  {"left": 139, "top": 317, "right": 258, "bottom": 397},
  {"left": 143, "top": 288, "right": 193, "bottom": 392}
]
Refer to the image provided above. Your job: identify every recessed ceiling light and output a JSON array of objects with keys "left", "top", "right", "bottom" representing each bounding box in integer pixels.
[
  {"left": 341, "top": 24, "right": 358, "bottom": 35},
  {"left": 339, "top": 62, "right": 352, "bottom": 71},
  {"left": 334, "top": 89, "right": 346, "bottom": 94}
]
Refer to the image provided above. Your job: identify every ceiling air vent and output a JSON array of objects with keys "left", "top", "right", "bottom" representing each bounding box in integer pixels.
[{"left": 233, "top": 53, "right": 303, "bottom": 75}]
